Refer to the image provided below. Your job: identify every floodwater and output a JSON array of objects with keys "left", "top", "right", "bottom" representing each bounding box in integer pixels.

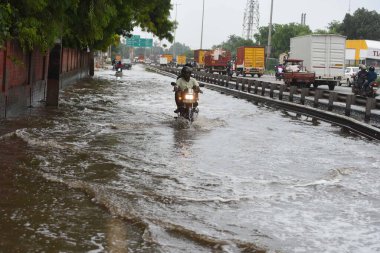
[{"left": 1, "top": 64, "right": 379, "bottom": 253}]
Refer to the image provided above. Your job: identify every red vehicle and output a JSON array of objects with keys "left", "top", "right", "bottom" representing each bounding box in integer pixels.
[
  {"left": 283, "top": 59, "right": 315, "bottom": 88},
  {"left": 204, "top": 49, "right": 231, "bottom": 75}
]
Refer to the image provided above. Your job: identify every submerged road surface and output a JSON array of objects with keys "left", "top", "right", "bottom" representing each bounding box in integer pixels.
[{"left": 0, "top": 64, "right": 379, "bottom": 252}]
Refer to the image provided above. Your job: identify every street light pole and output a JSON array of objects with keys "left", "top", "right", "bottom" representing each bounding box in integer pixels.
[
  {"left": 200, "top": 0, "right": 205, "bottom": 49},
  {"left": 267, "top": 0, "right": 274, "bottom": 66},
  {"left": 173, "top": 3, "right": 180, "bottom": 59}
]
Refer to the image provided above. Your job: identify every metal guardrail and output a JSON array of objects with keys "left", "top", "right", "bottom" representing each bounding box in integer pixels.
[{"left": 147, "top": 66, "right": 380, "bottom": 141}]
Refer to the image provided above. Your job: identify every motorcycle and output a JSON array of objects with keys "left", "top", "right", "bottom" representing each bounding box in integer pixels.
[
  {"left": 352, "top": 75, "right": 379, "bottom": 98},
  {"left": 171, "top": 82, "right": 203, "bottom": 122},
  {"left": 275, "top": 66, "right": 284, "bottom": 81},
  {"left": 115, "top": 67, "right": 123, "bottom": 77}
]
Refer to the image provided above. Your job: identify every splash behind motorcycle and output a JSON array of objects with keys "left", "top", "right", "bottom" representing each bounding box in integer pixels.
[{"left": 171, "top": 82, "right": 203, "bottom": 122}]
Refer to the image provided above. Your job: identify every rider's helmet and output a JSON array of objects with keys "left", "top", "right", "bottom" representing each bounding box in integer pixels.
[
  {"left": 369, "top": 66, "right": 375, "bottom": 71},
  {"left": 181, "top": 66, "right": 192, "bottom": 75},
  {"left": 359, "top": 64, "right": 367, "bottom": 70}
]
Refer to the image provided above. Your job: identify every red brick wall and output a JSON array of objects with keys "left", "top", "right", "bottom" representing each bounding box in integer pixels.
[
  {"left": 8, "top": 42, "right": 28, "bottom": 88},
  {"left": 0, "top": 50, "right": 4, "bottom": 91}
]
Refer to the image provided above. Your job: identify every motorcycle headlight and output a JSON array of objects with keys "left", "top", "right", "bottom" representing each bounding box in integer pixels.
[{"left": 184, "top": 94, "right": 194, "bottom": 100}]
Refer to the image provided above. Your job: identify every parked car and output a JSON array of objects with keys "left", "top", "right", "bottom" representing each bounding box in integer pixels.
[
  {"left": 344, "top": 67, "right": 359, "bottom": 86},
  {"left": 121, "top": 59, "right": 132, "bottom": 70}
]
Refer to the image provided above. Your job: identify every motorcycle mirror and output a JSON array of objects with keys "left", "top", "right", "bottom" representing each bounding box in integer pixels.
[{"left": 171, "top": 82, "right": 176, "bottom": 86}]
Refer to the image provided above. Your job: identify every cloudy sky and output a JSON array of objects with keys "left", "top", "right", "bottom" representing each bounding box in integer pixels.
[
  {"left": 134, "top": 0, "right": 380, "bottom": 49},
  {"left": 136, "top": 0, "right": 380, "bottom": 50}
]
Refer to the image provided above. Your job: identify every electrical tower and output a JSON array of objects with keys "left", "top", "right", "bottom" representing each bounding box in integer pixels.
[{"left": 242, "top": 0, "right": 260, "bottom": 41}]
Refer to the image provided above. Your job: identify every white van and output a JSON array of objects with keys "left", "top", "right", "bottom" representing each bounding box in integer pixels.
[{"left": 344, "top": 67, "right": 359, "bottom": 86}]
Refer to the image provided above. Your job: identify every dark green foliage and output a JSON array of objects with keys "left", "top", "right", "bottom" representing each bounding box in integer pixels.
[
  {"left": 337, "top": 8, "right": 380, "bottom": 40},
  {"left": 213, "top": 35, "right": 256, "bottom": 58},
  {"left": 0, "top": 0, "right": 174, "bottom": 52},
  {"left": 253, "top": 23, "right": 312, "bottom": 58}
]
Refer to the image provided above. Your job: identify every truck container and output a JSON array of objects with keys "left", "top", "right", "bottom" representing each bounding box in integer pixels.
[
  {"left": 194, "top": 49, "right": 212, "bottom": 69},
  {"left": 235, "top": 46, "right": 265, "bottom": 77},
  {"left": 204, "top": 49, "right": 231, "bottom": 74},
  {"left": 162, "top": 54, "right": 173, "bottom": 63},
  {"left": 159, "top": 57, "right": 168, "bottom": 66},
  {"left": 289, "top": 34, "right": 346, "bottom": 90},
  {"left": 176, "top": 55, "right": 186, "bottom": 66}
]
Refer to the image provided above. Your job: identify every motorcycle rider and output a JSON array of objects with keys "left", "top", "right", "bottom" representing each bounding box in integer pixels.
[
  {"left": 174, "top": 66, "right": 201, "bottom": 113},
  {"left": 356, "top": 64, "right": 368, "bottom": 88},
  {"left": 364, "top": 66, "right": 378, "bottom": 91}
]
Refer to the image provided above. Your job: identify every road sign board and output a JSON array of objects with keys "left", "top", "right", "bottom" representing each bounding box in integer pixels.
[{"left": 125, "top": 35, "right": 153, "bottom": 48}]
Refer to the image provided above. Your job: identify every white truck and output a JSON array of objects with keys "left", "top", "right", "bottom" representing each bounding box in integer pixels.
[
  {"left": 159, "top": 57, "right": 168, "bottom": 66},
  {"left": 289, "top": 34, "right": 346, "bottom": 90}
]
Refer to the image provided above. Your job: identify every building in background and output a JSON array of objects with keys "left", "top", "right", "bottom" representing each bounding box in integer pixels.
[{"left": 346, "top": 40, "right": 380, "bottom": 70}]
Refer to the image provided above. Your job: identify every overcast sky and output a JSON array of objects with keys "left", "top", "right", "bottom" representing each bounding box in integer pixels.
[{"left": 135, "top": 0, "right": 380, "bottom": 50}]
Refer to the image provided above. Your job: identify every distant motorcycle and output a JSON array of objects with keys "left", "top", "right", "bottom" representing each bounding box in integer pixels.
[
  {"left": 275, "top": 65, "right": 284, "bottom": 81},
  {"left": 115, "top": 67, "right": 123, "bottom": 77},
  {"left": 351, "top": 75, "right": 379, "bottom": 98},
  {"left": 171, "top": 82, "right": 202, "bottom": 122}
]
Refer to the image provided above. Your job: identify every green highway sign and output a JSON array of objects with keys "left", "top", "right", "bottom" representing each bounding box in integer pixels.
[{"left": 125, "top": 35, "right": 153, "bottom": 48}]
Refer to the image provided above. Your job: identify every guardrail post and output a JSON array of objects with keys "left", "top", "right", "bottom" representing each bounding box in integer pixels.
[
  {"left": 226, "top": 76, "right": 231, "bottom": 87},
  {"left": 241, "top": 79, "right": 245, "bottom": 91},
  {"left": 345, "top": 94, "right": 355, "bottom": 116},
  {"left": 254, "top": 81, "right": 260, "bottom": 94},
  {"left": 300, "top": 88, "right": 309, "bottom": 105},
  {"left": 279, "top": 85, "right": 285, "bottom": 100},
  {"left": 289, "top": 86, "right": 297, "bottom": 102},
  {"left": 247, "top": 80, "right": 253, "bottom": 93},
  {"left": 365, "top": 98, "right": 376, "bottom": 122},
  {"left": 235, "top": 78, "right": 241, "bottom": 90},
  {"left": 270, "top": 83, "right": 277, "bottom": 98},
  {"left": 261, "top": 82, "right": 268, "bottom": 96},
  {"left": 313, "top": 89, "right": 322, "bottom": 108},
  {"left": 328, "top": 92, "right": 337, "bottom": 111}
]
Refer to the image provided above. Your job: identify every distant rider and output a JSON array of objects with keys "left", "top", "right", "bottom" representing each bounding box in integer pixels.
[
  {"left": 356, "top": 64, "right": 368, "bottom": 88},
  {"left": 173, "top": 66, "right": 201, "bottom": 113},
  {"left": 115, "top": 61, "right": 123, "bottom": 70},
  {"left": 365, "top": 66, "right": 378, "bottom": 91}
]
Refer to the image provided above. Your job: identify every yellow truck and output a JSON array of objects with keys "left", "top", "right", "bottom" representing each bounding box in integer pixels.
[
  {"left": 235, "top": 46, "right": 265, "bottom": 77},
  {"left": 162, "top": 54, "right": 173, "bottom": 63},
  {"left": 194, "top": 49, "right": 211, "bottom": 70},
  {"left": 176, "top": 55, "right": 186, "bottom": 66}
]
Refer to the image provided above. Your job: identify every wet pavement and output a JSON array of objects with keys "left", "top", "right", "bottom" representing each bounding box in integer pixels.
[{"left": 0, "top": 64, "right": 379, "bottom": 252}]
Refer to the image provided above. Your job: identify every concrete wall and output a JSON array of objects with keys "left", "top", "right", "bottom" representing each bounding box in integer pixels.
[{"left": 0, "top": 41, "right": 92, "bottom": 118}]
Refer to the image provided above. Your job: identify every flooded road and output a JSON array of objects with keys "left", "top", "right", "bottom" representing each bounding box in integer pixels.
[{"left": 1, "top": 64, "right": 380, "bottom": 252}]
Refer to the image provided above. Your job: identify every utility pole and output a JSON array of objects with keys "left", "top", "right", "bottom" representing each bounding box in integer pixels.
[
  {"left": 267, "top": 0, "right": 274, "bottom": 65},
  {"left": 173, "top": 3, "right": 181, "bottom": 59},
  {"left": 200, "top": 0, "right": 205, "bottom": 49}
]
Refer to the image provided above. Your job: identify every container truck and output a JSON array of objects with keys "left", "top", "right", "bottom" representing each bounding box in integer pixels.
[
  {"left": 194, "top": 49, "right": 211, "bottom": 70},
  {"left": 289, "top": 34, "right": 346, "bottom": 90},
  {"left": 176, "top": 55, "right": 186, "bottom": 66},
  {"left": 204, "top": 49, "right": 231, "bottom": 74},
  {"left": 235, "top": 46, "right": 265, "bottom": 77},
  {"left": 159, "top": 57, "right": 168, "bottom": 66},
  {"left": 162, "top": 54, "right": 173, "bottom": 63}
]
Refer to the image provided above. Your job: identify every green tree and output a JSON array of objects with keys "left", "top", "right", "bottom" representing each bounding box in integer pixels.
[
  {"left": 338, "top": 8, "right": 380, "bottom": 40},
  {"left": 0, "top": 0, "right": 174, "bottom": 52},
  {"left": 212, "top": 35, "right": 255, "bottom": 57},
  {"left": 254, "top": 23, "right": 312, "bottom": 58},
  {"left": 168, "top": 42, "right": 191, "bottom": 56},
  {"left": 271, "top": 23, "right": 312, "bottom": 58}
]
